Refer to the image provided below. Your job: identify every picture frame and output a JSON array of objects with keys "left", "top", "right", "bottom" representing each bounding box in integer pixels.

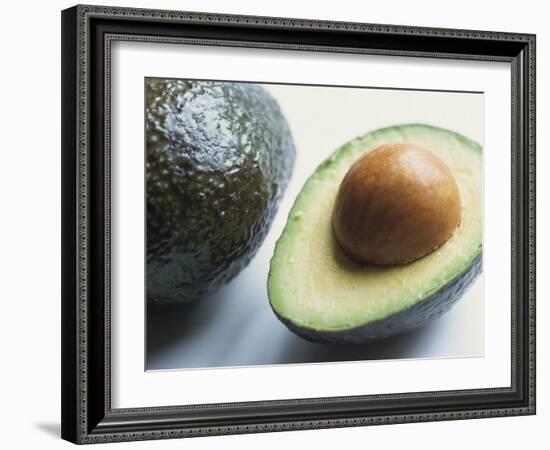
[{"left": 61, "top": 4, "right": 536, "bottom": 444}]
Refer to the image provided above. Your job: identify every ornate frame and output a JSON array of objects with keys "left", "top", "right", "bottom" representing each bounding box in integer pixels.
[{"left": 61, "top": 4, "right": 536, "bottom": 444}]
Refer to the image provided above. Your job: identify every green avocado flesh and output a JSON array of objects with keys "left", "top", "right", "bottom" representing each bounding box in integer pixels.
[
  {"left": 268, "top": 124, "right": 482, "bottom": 343},
  {"left": 147, "top": 79, "right": 295, "bottom": 304}
]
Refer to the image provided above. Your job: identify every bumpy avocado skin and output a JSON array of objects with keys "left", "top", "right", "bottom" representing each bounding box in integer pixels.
[
  {"left": 273, "top": 254, "right": 481, "bottom": 344},
  {"left": 146, "top": 79, "right": 295, "bottom": 303}
]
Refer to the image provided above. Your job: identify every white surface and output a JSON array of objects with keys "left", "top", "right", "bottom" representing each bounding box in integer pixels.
[
  {"left": 112, "top": 40, "right": 510, "bottom": 409},
  {"left": 146, "top": 84, "right": 485, "bottom": 370},
  {"left": 1, "top": 0, "right": 546, "bottom": 449}
]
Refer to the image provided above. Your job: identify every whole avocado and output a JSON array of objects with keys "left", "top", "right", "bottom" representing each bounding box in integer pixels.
[{"left": 147, "top": 79, "right": 295, "bottom": 303}]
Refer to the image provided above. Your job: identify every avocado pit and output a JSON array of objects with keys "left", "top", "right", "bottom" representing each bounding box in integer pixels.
[{"left": 332, "top": 143, "right": 461, "bottom": 265}]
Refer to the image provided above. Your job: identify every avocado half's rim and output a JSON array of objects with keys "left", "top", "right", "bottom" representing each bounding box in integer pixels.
[{"left": 267, "top": 123, "right": 483, "bottom": 339}]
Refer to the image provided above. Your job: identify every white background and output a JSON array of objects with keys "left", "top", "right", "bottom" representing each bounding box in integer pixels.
[
  {"left": 0, "top": 0, "right": 545, "bottom": 449},
  {"left": 113, "top": 43, "right": 509, "bottom": 408}
]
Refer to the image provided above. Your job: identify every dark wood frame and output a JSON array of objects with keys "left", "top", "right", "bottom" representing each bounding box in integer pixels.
[{"left": 61, "top": 4, "right": 536, "bottom": 444}]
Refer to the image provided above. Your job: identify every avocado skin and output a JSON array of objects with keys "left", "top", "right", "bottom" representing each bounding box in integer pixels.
[
  {"left": 272, "top": 254, "right": 481, "bottom": 344},
  {"left": 147, "top": 79, "right": 295, "bottom": 303}
]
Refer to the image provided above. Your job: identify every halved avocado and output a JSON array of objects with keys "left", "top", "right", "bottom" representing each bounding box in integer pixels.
[{"left": 268, "top": 124, "right": 482, "bottom": 343}]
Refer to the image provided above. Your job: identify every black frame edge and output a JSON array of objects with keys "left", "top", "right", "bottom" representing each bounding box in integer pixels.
[{"left": 61, "top": 5, "right": 79, "bottom": 445}]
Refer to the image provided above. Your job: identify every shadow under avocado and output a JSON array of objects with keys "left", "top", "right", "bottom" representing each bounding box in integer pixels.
[
  {"left": 146, "top": 213, "right": 464, "bottom": 370},
  {"left": 146, "top": 261, "right": 450, "bottom": 370},
  {"left": 273, "top": 319, "right": 443, "bottom": 365}
]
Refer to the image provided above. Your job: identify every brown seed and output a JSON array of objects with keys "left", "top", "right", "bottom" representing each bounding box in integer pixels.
[{"left": 332, "top": 143, "right": 461, "bottom": 265}]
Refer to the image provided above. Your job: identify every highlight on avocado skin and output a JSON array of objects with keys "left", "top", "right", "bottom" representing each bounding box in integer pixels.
[{"left": 145, "top": 80, "right": 484, "bottom": 371}]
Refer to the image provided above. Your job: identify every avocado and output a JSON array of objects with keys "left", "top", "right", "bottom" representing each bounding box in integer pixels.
[
  {"left": 147, "top": 79, "right": 295, "bottom": 304},
  {"left": 268, "top": 124, "right": 481, "bottom": 343}
]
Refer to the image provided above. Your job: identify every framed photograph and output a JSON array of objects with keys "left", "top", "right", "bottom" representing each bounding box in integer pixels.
[{"left": 61, "top": 4, "right": 536, "bottom": 444}]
